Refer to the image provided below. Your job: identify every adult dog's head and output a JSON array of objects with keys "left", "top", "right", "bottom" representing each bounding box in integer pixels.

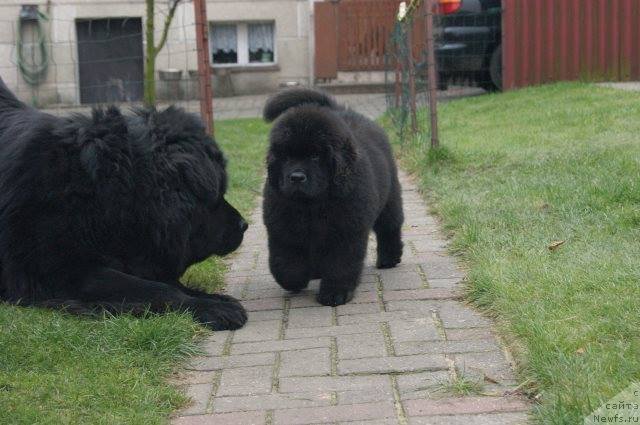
[
  {"left": 263, "top": 89, "right": 357, "bottom": 201},
  {"left": 126, "top": 107, "right": 248, "bottom": 265},
  {"left": 54, "top": 105, "right": 249, "bottom": 281}
]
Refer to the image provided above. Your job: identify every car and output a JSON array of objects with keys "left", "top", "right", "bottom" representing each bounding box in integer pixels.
[{"left": 434, "top": 0, "right": 502, "bottom": 91}]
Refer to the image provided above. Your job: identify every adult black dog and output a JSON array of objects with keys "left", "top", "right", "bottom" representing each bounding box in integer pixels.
[
  {"left": 262, "top": 88, "right": 404, "bottom": 306},
  {"left": 0, "top": 78, "right": 248, "bottom": 330}
]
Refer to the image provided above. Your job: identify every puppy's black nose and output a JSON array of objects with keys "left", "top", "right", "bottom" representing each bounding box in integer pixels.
[
  {"left": 289, "top": 171, "right": 307, "bottom": 183},
  {"left": 239, "top": 219, "right": 249, "bottom": 233}
]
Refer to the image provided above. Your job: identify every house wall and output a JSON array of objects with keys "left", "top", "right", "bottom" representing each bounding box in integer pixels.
[{"left": 0, "top": 0, "right": 312, "bottom": 106}]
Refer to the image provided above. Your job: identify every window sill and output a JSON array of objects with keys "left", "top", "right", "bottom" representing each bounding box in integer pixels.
[{"left": 211, "top": 64, "right": 280, "bottom": 74}]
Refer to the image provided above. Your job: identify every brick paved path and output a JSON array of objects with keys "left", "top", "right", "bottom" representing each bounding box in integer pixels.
[{"left": 172, "top": 168, "right": 530, "bottom": 424}]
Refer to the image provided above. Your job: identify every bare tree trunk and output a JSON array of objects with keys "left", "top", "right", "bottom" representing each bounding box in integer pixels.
[
  {"left": 144, "top": 0, "right": 181, "bottom": 106},
  {"left": 144, "top": 0, "right": 156, "bottom": 106}
]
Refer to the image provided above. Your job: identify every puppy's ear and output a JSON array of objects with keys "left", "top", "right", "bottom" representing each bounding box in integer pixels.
[
  {"left": 331, "top": 136, "right": 358, "bottom": 197},
  {"left": 266, "top": 151, "right": 280, "bottom": 190}
]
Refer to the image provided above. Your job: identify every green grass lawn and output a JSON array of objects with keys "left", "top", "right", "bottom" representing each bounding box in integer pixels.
[
  {"left": 0, "top": 118, "right": 268, "bottom": 424},
  {"left": 386, "top": 83, "right": 640, "bottom": 424}
]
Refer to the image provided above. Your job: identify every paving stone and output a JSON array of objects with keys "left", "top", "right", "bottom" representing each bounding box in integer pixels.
[
  {"left": 379, "top": 262, "right": 419, "bottom": 275},
  {"left": 174, "top": 370, "right": 216, "bottom": 385},
  {"left": 338, "top": 311, "right": 423, "bottom": 325},
  {"left": 438, "top": 303, "right": 491, "bottom": 329},
  {"left": 246, "top": 277, "right": 281, "bottom": 291},
  {"left": 445, "top": 328, "right": 495, "bottom": 341},
  {"left": 289, "top": 295, "right": 322, "bottom": 308},
  {"left": 395, "top": 371, "right": 451, "bottom": 400},
  {"left": 385, "top": 300, "right": 438, "bottom": 315},
  {"left": 388, "top": 319, "right": 442, "bottom": 343},
  {"left": 410, "top": 412, "right": 530, "bottom": 425},
  {"left": 360, "top": 273, "right": 379, "bottom": 283},
  {"left": 213, "top": 392, "right": 332, "bottom": 413},
  {"left": 228, "top": 260, "right": 255, "bottom": 273},
  {"left": 338, "top": 419, "right": 399, "bottom": 425},
  {"left": 179, "top": 384, "right": 212, "bottom": 416},
  {"left": 420, "top": 261, "right": 465, "bottom": 279},
  {"left": 217, "top": 366, "right": 273, "bottom": 397},
  {"left": 199, "top": 335, "right": 227, "bottom": 357},
  {"left": 246, "top": 309, "right": 284, "bottom": 322},
  {"left": 224, "top": 275, "right": 250, "bottom": 286},
  {"left": 454, "top": 351, "right": 516, "bottom": 384},
  {"left": 379, "top": 271, "right": 425, "bottom": 291},
  {"left": 357, "top": 280, "right": 379, "bottom": 291},
  {"left": 225, "top": 283, "right": 246, "bottom": 299},
  {"left": 287, "top": 306, "right": 334, "bottom": 329},
  {"left": 427, "top": 278, "right": 463, "bottom": 288},
  {"left": 186, "top": 353, "right": 276, "bottom": 371},
  {"left": 337, "top": 331, "right": 387, "bottom": 359},
  {"left": 279, "top": 375, "right": 391, "bottom": 393},
  {"left": 232, "top": 337, "right": 332, "bottom": 355},
  {"left": 404, "top": 396, "right": 529, "bottom": 417},
  {"left": 352, "top": 290, "right": 379, "bottom": 303},
  {"left": 273, "top": 401, "right": 397, "bottom": 425},
  {"left": 411, "top": 241, "right": 448, "bottom": 254},
  {"left": 395, "top": 339, "right": 498, "bottom": 356},
  {"left": 242, "top": 287, "right": 290, "bottom": 300},
  {"left": 336, "top": 302, "right": 381, "bottom": 316},
  {"left": 336, "top": 386, "right": 395, "bottom": 404},
  {"left": 242, "top": 298, "right": 284, "bottom": 312},
  {"left": 280, "top": 347, "right": 331, "bottom": 377},
  {"left": 285, "top": 322, "right": 380, "bottom": 339},
  {"left": 232, "top": 320, "right": 281, "bottom": 343},
  {"left": 339, "top": 353, "right": 448, "bottom": 375},
  {"left": 382, "top": 288, "right": 458, "bottom": 301},
  {"left": 173, "top": 411, "right": 267, "bottom": 425}
]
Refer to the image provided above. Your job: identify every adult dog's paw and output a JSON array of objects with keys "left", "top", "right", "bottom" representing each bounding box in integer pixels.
[
  {"left": 188, "top": 296, "right": 248, "bottom": 331},
  {"left": 316, "top": 288, "right": 354, "bottom": 306}
]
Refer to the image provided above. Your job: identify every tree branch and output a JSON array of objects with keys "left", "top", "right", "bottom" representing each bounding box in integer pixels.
[{"left": 155, "top": 0, "right": 182, "bottom": 55}]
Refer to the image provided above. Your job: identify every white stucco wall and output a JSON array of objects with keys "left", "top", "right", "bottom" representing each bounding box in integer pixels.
[{"left": 0, "top": 0, "right": 312, "bottom": 105}]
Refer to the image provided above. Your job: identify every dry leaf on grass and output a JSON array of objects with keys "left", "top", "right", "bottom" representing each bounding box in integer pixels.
[
  {"left": 484, "top": 374, "right": 499, "bottom": 384},
  {"left": 548, "top": 240, "right": 566, "bottom": 251}
]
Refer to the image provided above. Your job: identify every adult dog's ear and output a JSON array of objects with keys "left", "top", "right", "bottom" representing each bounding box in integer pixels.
[
  {"left": 78, "top": 107, "right": 133, "bottom": 191},
  {"left": 331, "top": 136, "right": 358, "bottom": 197}
]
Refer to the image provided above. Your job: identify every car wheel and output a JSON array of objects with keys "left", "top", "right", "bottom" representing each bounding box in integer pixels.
[{"left": 489, "top": 45, "right": 502, "bottom": 91}]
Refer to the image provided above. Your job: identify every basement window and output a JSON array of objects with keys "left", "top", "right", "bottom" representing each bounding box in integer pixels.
[{"left": 210, "top": 22, "right": 275, "bottom": 66}]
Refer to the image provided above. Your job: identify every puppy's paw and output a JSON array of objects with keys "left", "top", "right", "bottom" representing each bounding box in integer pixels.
[
  {"left": 188, "top": 297, "right": 248, "bottom": 331},
  {"left": 376, "top": 256, "right": 401, "bottom": 269},
  {"left": 316, "top": 289, "right": 354, "bottom": 306},
  {"left": 277, "top": 280, "right": 310, "bottom": 294}
]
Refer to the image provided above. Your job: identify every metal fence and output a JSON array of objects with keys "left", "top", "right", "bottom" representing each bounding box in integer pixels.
[
  {"left": 1, "top": 0, "right": 214, "bottom": 133},
  {"left": 384, "top": 0, "right": 494, "bottom": 145},
  {"left": 384, "top": 0, "right": 640, "bottom": 145},
  {"left": 503, "top": 0, "right": 640, "bottom": 89}
]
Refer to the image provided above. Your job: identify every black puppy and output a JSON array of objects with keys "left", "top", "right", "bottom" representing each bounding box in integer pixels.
[
  {"left": 262, "top": 88, "right": 404, "bottom": 306},
  {"left": 0, "top": 78, "right": 248, "bottom": 330}
]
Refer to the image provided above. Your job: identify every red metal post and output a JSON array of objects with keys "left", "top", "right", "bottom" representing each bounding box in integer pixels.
[
  {"left": 424, "top": 0, "right": 439, "bottom": 148},
  {"left": 194, "top": 0, "right": 214, "bottom": 135}
]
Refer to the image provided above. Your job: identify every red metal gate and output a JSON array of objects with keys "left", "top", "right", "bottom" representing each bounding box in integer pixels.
[
  {"left": 503, "top": 0, "right": 640, "bottom": 89},
  {"left": 315, "top": 0, "right": 402, "bottom": 79}
]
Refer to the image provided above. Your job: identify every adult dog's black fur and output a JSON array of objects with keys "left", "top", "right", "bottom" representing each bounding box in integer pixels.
[
  {"left": 262, "top": 88, "right": 404, "bottom": 306},
  {"left": 0, "top": 78, "right": 248, "bottom": 330}
]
